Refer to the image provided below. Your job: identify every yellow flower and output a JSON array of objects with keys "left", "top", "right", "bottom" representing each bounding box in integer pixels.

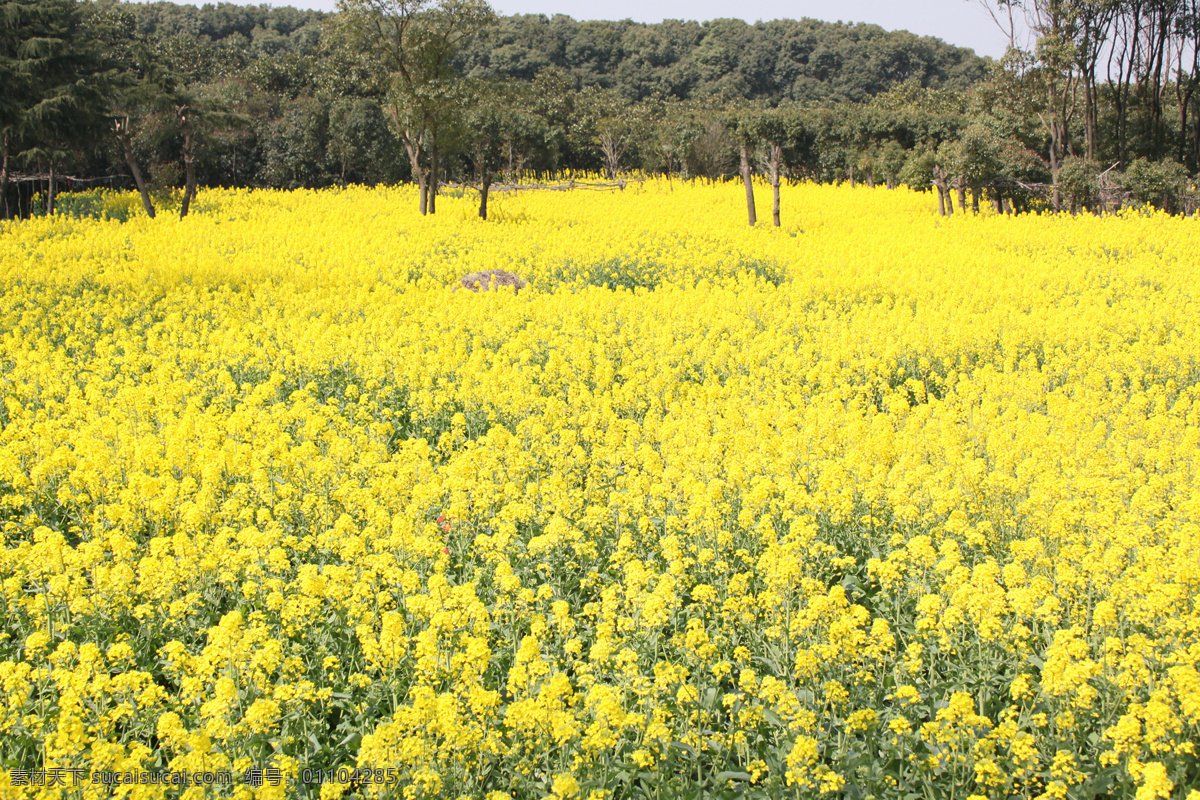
[
  {"left": 5, "top": 179, "right": 1200, "bottom": 800},
  {"left": 1135, "top": 762, "right": 1174, "bottom": 800},
  {"left": 551, "top": 772, "right": 580, "bottom": 798}
]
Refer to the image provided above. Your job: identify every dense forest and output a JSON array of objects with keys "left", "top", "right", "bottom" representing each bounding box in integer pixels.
[{"left": 1, "top": 0, "right": 1198, "bottom": 220}]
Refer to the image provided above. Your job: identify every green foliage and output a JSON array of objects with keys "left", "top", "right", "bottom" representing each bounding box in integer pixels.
[
  {"left": 6, "top": 0, "right": 1200, "bottom": 218},
  {"left": 1121, "top": 158, "right": 1194, "bottom": 214},
  {"left": 457, "top": 15, "right": 987, "bottom": 104},
  {"left": 897, "top": 146, "right": 936, "bottom": 190},
  {"left": 1057, "top": 155, "right": 1100, "bottom": 212},
  {"left": 457, "top": 78, "right": 548, "bottom": 187},
  {"left": 3, "top": 0, "right": 111, "bottom": 165},
  {"left": 35, "top": 186, "right": 140, "bottom": 219},
  {"left": 327, "top": 97, "right": 402, "bottom": 185}
]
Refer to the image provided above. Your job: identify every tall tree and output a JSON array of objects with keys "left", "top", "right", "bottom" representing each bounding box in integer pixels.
[
  {"left": 1177, "top": 0, "right": 1200, "bottom": 168},
  {"left": 0, "top": 0, "right": 32, "bottom": 217},
  {"left": 745, "top": 105, "right": 802, "bottom": 226},
  {"left": 335, "top": 0, "right": 495, "bottom": 214},
  {"left": 977, "top": 0, "right": 1086, "bottom": 209},
  {"left": 732, "top": 107, "right": 758, "bottom": 225},
  {"left": 574, "top": 87, "right": 649, "bottom": 180},
  {"left": 1071, "top": 0, "right": 1117, "bottom": 161},
  {"left": 3, "top": 0, "right": 109, "bottom": 215},
  {"left": 86, "top": 2, "right": 162, "bottom": 218},
  {"left": 459, "top": 77, "right": 547, "bottom": 218},
  {"left": 170, "top": 90, "right": 246, "bottom": 218}
]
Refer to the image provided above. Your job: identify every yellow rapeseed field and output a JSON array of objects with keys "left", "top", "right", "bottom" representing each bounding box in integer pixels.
[{"left": 1, "top": 180, "right": 1199, "bottom": 800}]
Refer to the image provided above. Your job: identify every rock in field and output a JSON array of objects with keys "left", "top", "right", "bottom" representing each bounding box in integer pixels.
[{"left": 457, "top": 270, "right": 526, "bottom": 293}]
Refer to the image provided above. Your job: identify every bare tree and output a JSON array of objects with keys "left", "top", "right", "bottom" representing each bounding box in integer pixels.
[
  {"left": 1073, "top": 0, "right": 1119, "bottom": 161},
  {"left": 1177, "top": 0, "right": 1200, "bottom": 166},
  {"left": 976, "top": 0, "right": 1087, "bottom": 209},
  {"left": 597, "top": 127, "right": 630, "bottom": 181}
]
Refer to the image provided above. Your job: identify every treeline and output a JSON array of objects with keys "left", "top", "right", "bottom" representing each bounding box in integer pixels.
[
  {"left": 0, "top": 0, "right": 985, "bottom": 217},
  {"left": 1, "top": 0, "right": 1198, "bottom": 222},
  {"left": 456, "top": 15, "right": 986, "bottom": 102}
]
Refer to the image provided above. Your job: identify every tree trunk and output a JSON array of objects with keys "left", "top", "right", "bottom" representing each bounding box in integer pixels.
[
  {"left": 957, "top": 176, "right": 967, "bottom": 213},
  {"left": 739, "top": 143, "right": 756, "bottom": 226},
  {"left": 504, "top": 139, "right": 519, "bottom": 184},
  {"left": 768, "top": 144, "right": 782, "bottom": 227},
  {"left": 117, "top": 120, "right": 155, "bottom": 219},
  {"left": 180, "top": 126, "right": 196, "bottom": 220},
  {"left": 479, "top": 177, "right": 490, "bottom": 220},
  {"left": 400, "top": 127, "right": 427, "bottom": 215},
  {"left": 47, "top": 161, "right": 56, "bottom": 216},
  {"left": 600, "top": 132, "right": 619, "bottom": 180},
  {"left": 1046, "top": 109, "right": 1063, "bottom": 212},
  {"left": 771, "top": 174, "right": 781, "bottom": 227},
  {"left": 1179, "top": 31, "right": 1198, "bottom": 168},
  {"left": 428, "top": 139, "right": 438, "bottom": 215},
  {"left": 1116, "top": 10, "right": 1141, "bottom": 167},
  {"left": 933, "top": 166, "right": 950, "bottom": 216},
  {"left": 1179, "top": 80, "right": 1193, "bottom": 167},
  {"left": 1084, "top": 68, "right": 1098, "bottom": 162},
  {"left": 0, "top": 133, "right": 9, "bottom": 220},
  {"left": 1050, "top": 150, "right": 1061, "bottom": 212},
  {"left": 1115, "top": 84, "right": 1128, "bottom": 165},
  {"left": 1194, "top": 100, "right": 1200, "bottom": 172},
  {"left": 1148, "top": 11, "right": 1169, "bottom": 151}
]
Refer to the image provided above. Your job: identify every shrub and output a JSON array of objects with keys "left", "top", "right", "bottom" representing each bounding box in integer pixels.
[{"left": 1121, "top": 157, "right": 1192, "bottom": 214}]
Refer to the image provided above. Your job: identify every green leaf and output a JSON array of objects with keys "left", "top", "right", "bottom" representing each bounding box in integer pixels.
[
  {"left": 669, "top": 740, "right": 696, "bottom": 757},
  {"left": 715, "top": 771, "right": 753, "bottom": 782}
]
